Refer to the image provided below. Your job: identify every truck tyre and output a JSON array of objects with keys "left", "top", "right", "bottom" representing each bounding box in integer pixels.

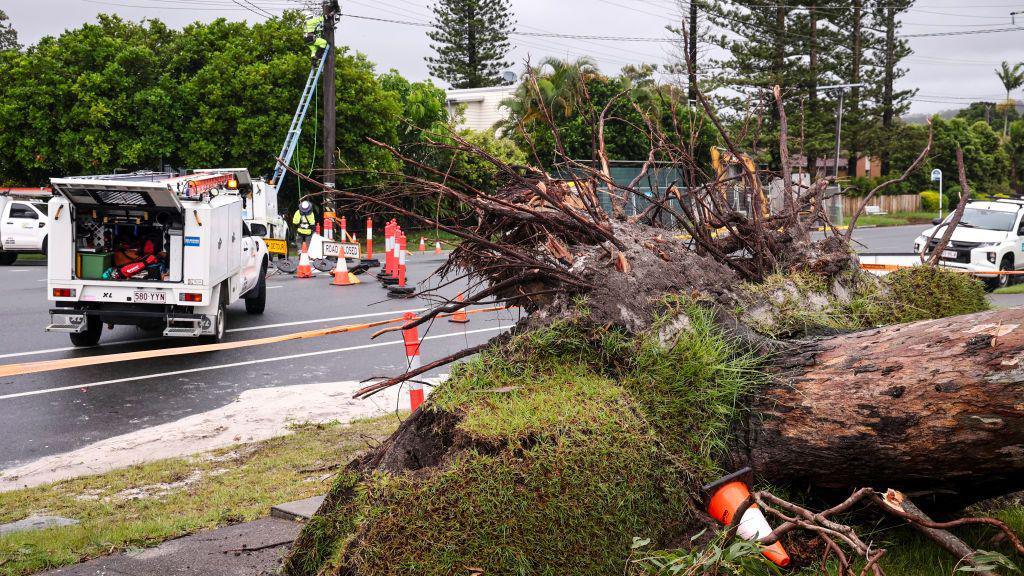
[
  {"left": 70, "top": 316, "right": 103, "bottom": 347},
  {"left": 41, "top": 237, "right": 47, "bottom": 256},
  {"left": 201, "top": 299, "right": 226, "bottom": 344},
  {"left": 0, "top": 252, "right": 16, "bottom": 265},
  {"left": 988, "top": 257, "right": 1013, "bottom": 291},
  {"left": 245, "top": 263, "right": 267, "bottom": 315}
]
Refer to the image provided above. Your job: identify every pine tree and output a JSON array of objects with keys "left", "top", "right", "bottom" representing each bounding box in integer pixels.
[
  {"left": 0, "top": 10, "right": 19, "bottom": 52},
  {"left": 868, "top": 0, "right": 915, "bottom": 174},
  {"left": 704, "top": 1, "right": 846, "bottom": 171},
  {"left": 425, "top": 0, "right": 515, "bottom": 89}
]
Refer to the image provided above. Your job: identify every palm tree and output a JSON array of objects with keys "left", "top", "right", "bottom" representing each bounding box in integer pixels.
[
  {"left": 497, "top": 57, "right": 599, "bottom": 132},
  {"left": 996, "top": 61, "right": 1024, "bottom": 137}
]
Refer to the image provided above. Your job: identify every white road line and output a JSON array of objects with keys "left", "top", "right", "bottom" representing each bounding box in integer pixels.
[
  {"left": 225, "top": 306, "right": 430, "bottom": 333},
  {"left": 0, "top": 327, "right": 506, "bottom": 401},
  {"left": 0, "top": 338, "right": 166, "bottom": 360},
  {"left": 8, "top": 269, "right": 28, "bottom": 272},
  {"left": 266, "top": 285, "right": 283, "bottom": 290}
]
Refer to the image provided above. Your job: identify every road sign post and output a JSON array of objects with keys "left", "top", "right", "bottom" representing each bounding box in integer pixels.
[{"left": 931, "top": 169, "right": 943, "bottom": 221}]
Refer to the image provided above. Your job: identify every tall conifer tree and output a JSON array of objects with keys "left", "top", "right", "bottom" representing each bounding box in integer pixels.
[{"left": 425, "top": 0, "right": 515, "bottom": 89}]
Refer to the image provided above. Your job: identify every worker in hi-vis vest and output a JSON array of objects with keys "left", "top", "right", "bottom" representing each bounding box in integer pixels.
[
  {"left": 292, "top": 200, "right": 317, "bottom": 254},
  {"left": 304, "top": 15, "right": 328, "bottom": 60}
]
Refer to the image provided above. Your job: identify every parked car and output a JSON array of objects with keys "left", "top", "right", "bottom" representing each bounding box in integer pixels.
[
  {"left": 0, "top": 193, "right": 50, "bottom": 264},
  {"left": 914, "top": 199, "right": 1024, "bottom": 290}
]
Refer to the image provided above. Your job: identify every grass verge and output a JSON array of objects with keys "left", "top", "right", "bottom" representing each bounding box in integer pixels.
[
  {"left": 0, "top": 416, "right": 397, "bottom": 576},
  {"left": 994, "top": 283, "right": 1024, "bottom": 295},
  {"left": 853, "top": 211, "right": 936, "bottom": 227}
]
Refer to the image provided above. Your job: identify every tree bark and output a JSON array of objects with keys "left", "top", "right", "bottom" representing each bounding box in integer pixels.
[{"left": 742, "top": 307, "right": 1024, "bottom": 506}]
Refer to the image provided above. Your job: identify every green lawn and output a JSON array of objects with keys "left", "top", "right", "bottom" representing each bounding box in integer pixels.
[
  {"left": 853, "top": 211, "right": 937, "bottom": 228},
  {"left": 0, "top": 416, "right": 397, "bottom": 576}
]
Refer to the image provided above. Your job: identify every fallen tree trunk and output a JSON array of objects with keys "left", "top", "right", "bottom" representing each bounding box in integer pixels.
[{"left": 743, "top": 307, "right": 1024, "bottom": 506}]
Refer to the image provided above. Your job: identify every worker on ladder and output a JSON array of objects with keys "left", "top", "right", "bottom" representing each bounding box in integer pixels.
[
  {"left": 292, "top": 200, "right": 317, "bottom": 255},
  {"left": 304, "top": 15, "right": 328, "bottom": 62}
]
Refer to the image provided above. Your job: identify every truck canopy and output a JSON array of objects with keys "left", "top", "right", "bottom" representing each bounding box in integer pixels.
[{"left": 49, "top": 170, "right": 250, "bottom": 211}]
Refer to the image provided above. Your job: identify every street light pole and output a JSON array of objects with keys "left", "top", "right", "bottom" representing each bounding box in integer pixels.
[{"left": 819, "top": 83, "right": 865, "bottom": 225}]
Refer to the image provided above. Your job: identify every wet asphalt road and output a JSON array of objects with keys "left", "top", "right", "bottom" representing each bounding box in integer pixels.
[{"left": 0, "top": 255, "right": 520, "bottom": 469}]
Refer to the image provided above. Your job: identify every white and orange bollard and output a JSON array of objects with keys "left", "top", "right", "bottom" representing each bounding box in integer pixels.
[
  {"left": 705, "top": 469, "right": 791, "bottom": 567},
  {"left": 323, "top": 211, "right": 334, "bottom": 240},
  {"left": 389, "top": 233, "right": 415, "bottom": 298},
  {"left": 378, "top": 221, "right": 395, "bottom": 281},
  {"left": 366, "top": 217, "right": 374, "bottom": 260},
  {"left": 340, "top": 215, "right": 347, "bottom": 242},
  {"left": 402, "top": 311, "right": 424, "bottom": 411}
]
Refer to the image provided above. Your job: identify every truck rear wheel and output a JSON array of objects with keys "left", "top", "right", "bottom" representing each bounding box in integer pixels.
[
  {"left": 70, "top": 316, "right": 102, "bottom": 347},
  {"left": 201, "top": 300, "right": 226, "bottom": 344},
  {"left": 0, "top": 252, "right": 17, "bottom": 265},
  {"left": 244, "top": 263, "right": 267, "bottom": 315}
]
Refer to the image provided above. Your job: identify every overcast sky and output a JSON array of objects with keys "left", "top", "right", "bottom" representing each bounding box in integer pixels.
[{"left": 5, "top": 0, "right": 1024, "bottom": 115}]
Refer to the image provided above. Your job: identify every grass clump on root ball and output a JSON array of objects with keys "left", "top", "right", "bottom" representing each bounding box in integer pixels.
[
  {"left": 865, "top": 265, "right": 989, "bottom": 324},
  {"left": 284, "top": 301, "right": 769, "bottom": 576}
]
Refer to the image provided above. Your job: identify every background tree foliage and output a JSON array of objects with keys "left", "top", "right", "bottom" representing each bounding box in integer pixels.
[
  {"left": 425, "top": 0, "right": 515, "bottom": 89},
  {"left": 0, "top": 12, "right": 449, "bottom": 219},
  {"left": 0, "top": 9, "right": 18, "bottom": 52},
  {"left": 500, "top": 59, "right": 717, "bottom": 180}
]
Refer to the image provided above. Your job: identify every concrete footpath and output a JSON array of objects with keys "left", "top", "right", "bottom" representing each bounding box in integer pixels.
[{"left": 42, "top": 518, "right": 301, "bottom": 576}]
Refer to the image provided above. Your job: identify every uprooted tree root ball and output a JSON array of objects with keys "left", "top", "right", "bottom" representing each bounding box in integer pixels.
[{"left": 278, "top": 72, "right": 1024, "bottom": 574}]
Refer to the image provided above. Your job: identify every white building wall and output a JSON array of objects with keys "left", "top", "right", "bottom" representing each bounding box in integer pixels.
[{"left": 446, "top": 86, "right": 516, "bottom": 133}]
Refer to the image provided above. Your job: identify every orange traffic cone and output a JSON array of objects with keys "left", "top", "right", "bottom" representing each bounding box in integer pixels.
[
  {"left": 331, "top": 256, "right": 360, "bottom": 286},
  {"left": 434, "top": 241, "right": 442, "bottom": 255},
  {"left": 449, "top": 293, "right": 470, "bottom": 323},
  {"left": 419, "top": 237, "right": 426, "bottom": 252},
  {"left": 707, "top": 475, "right": 790, "bottom": 567},
  {"left": 295, "top": 242, "right": 313, "bottom": 278}
]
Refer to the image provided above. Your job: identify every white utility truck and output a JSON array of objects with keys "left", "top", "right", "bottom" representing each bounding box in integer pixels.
[
  {"left": 914, "top": 199, "right": 1024, "bottom": 290},
  {"left": 0, "top": 189, "right": 52, "bottom": 265},
  {"left": 45, "top": 169, "right": 270, "bottom": 346}
]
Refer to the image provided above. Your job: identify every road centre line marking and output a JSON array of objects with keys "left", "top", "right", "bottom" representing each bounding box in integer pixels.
[
  {"left": 225, "top": 307, "right": 431, "bottom": 333},
  {"left": 0, "top": 327, "right": 506, "bottom": 401},
  {"left": 0, "top": 307, "right": 439, "bottom": 360}
]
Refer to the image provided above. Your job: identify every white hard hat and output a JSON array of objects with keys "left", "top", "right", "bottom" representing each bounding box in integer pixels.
[{"left": 300, "top": 200, "right": 312, "bottom": 213}]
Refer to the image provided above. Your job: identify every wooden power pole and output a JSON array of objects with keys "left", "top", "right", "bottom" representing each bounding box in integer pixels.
[{"left": 322, "top": 0, "right": 338, "bottom": 193}]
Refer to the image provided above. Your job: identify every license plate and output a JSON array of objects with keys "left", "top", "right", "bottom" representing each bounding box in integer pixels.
[
  {"left": 133, "top": 290, "right": 166, "bottom": 303},
  {"left": 941, "top": 250, "right": 958, "bottom": 259}
]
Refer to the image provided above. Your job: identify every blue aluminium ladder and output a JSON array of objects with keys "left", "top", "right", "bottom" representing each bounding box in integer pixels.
[{"left": 270, "top": 47, "right": 330, "bottom": 193}]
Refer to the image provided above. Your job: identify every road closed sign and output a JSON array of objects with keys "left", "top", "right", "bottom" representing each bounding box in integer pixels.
[{"left": 322, "top": 241, "right": 360, "bottom": 259}]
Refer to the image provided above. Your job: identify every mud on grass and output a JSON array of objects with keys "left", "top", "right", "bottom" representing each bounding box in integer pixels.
[{"left": 0, "top": 417, "right": 397, "bottom": 576}]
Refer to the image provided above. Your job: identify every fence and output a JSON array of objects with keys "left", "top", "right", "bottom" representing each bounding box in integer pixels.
[{"left": 842, "top": 193, "right": 920, "bottom": 215}]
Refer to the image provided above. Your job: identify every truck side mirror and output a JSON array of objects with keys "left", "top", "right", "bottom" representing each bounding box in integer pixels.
[{"left": 249, "top": 223, "right": 268, "bottom": 237}]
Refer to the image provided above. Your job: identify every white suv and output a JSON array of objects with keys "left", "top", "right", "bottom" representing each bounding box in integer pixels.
[{"left": 914, "top": 200, "right": 1024, "bottom": 290}]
